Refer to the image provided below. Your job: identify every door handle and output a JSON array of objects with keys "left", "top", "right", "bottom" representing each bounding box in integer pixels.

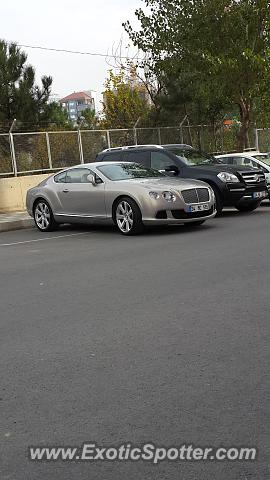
[{"left": 62, "top": 189, "right": 69, "bottom": 193}]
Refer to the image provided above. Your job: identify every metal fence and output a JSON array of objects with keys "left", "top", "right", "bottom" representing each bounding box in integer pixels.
[
  {"left": 0, "top": 125, "right": 258, "bottom": 177},
  {"left": 255, "top": 128, "right": 270, "bottom": 152}
]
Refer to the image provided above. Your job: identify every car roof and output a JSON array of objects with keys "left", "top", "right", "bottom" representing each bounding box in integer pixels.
[
  {"left": 99, "top": 144, "right": 194, "bottom": 155},
  {"left": 216, "top": 151, "right": 263, "bottom": 158},
  {"left": 101, "top": 145, "right": 163, "bottom": 153},
  {"left": 57, "top": 161, "right": 141, "bottom": 171},
  {"left": 162, "top": 144, "right": 193, "bottom": 149}
]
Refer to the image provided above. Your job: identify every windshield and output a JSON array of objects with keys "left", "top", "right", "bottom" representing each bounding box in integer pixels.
[
  {"left": 97, "top": 163, "right": 164, "bottom": 181},
  {"left": 254, "top": 154, "right": 270, "bottom": 166},
  {"left": 167, "top": 148, "right": 219, "bottom": 166}
]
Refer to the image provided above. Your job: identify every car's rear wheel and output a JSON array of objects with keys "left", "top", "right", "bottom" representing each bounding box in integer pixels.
[
  {"left": 234, "top": 202, "right": 260, "bottom": 213},
  {"left": 34, "top": 199, "right": 57, "bottom": 232},
  {"left": 114, "top": 197, "right": 143, "bottom": 235}
]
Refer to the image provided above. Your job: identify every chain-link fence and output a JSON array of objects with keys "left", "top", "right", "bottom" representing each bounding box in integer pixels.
[
  {"left": 0, "top": 134, "right": 13, "bottom": 174},
  {"left": 0, "top": 125, "right": 259, "bottom": 177},
  {"left": 80, "top": 130, "right": 108, "bottom": 163},
  {"left": 256, "top": 129, "right": 270, "bottom": 152}
]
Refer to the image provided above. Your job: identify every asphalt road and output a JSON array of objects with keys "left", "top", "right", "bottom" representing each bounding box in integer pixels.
[{"left": 1, "top": 207, "right": 270, "bottom": 480}]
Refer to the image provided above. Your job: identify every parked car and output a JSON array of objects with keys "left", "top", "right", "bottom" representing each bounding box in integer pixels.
[
  {"left": 96, "top": 145, "right": 268, "bottom": 214},
  {"left": 215, "top": 152, "right": 270, "bottom": 199},
  {"left": 26, "top": 162, "right": 216, "bottom": 236}
]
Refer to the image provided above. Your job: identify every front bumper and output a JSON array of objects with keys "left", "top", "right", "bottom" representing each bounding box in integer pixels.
[
  {"left": 140, "top": 187, "right": 216, "bottom": 224},
  {"left": 142, "top": 206, "right": 216, "bottom": 225},
  {"left": 222, "top": 183, "right": 268, "bottom": 206}
]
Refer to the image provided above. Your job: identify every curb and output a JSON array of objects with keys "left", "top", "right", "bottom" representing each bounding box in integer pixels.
[{"left": 0, "top": 218, "right": 35, "bottom": 233}]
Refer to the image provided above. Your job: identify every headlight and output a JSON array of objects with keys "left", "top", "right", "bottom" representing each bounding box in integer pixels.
[
  {"left": 162, "top": 191, "right": 177, "bottom": 202},
  {"left": 217, "top": 172, "right": 240, "bottom": 183},
  {"left": 149, "top": 191, "right": 160, "bottom": 199}
]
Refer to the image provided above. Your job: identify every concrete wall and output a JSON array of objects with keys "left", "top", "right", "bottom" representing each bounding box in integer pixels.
[{"left": 0, "top": 174, "right": 50, "bottom": 213}]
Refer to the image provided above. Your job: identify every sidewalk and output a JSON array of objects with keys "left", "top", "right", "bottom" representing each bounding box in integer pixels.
[{"left": 0, "top": 211, "right": 34, "bottom": 232}]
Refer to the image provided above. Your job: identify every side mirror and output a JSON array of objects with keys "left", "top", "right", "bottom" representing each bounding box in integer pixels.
[
  {"left": 87, "top": 174, "right": 96, "bottom": 186},
  {"left": 165, "top": 165, "right": 179, "bottom": 175}
]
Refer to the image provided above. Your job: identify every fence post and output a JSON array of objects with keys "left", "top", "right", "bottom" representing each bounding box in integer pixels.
[
  {"left": 9, "top": 133, "right": 17, "bottom": 176},
  {"left": 134, "top": 128, "right": 138, "bottom": 145},
  {"left": 254, "top": 127, "right": 259, "bottom": 151},
  {"left": 157, "top": 128, "right": 162, "bottom": 145},
  {"left": 106, "top": 130, "right": 111, "bottom": 149},
  {"left": 198, "top": 125, "right": 202, "bottom": 151},
  {"left": 77, "top": 129, "right": 84, "bottom": 164},
  {"left": 180, "top": 126, "right": 184, "bottom": 144},
  {"left": 45, "top": 132, "right": 53, "bottom": 170},
  {"left": 221, "top": 125, "right": 224, "bottom": 153}
]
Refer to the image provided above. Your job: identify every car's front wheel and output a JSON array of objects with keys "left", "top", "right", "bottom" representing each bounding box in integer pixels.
[
  {"left": 234, "top": 202, "right": 260, "bottom": 213},
  {"left": 34, "top": 199, "right": 57, "bottom": 232},
  {"left": 114, "top": 197, "right": 144, "bottom": 235}
]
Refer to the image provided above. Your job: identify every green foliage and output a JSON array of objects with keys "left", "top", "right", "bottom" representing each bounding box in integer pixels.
[
  {"left": 78, "top": 108, "right": 99, "bottom": 129},
  {"left": 0, "top": 40, "right": 71, "bottom": 131},
  {"left": 0, "top": 40, "right": 53, "bottom": 130},
  {"left": 101, "top": 69, "right": 151, "bottom": 129},
  {"left": 124, "top": 0, "right": 270, "bottom": 150},
  {"left": 40, "top": 102, "right": 73, "bottom": 130}
]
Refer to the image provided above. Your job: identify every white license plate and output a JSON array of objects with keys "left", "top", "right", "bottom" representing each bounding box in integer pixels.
[
  {"left": 186, "top": 203, "right": 210, "bottom": 213},
  {"left": 253, "top": 191, "right": 267, "bottom": 199}
]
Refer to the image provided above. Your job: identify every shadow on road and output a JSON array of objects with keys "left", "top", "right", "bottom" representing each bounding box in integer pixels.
[
  {"left": 51, "top": 204, "right": 269, "bottom": 237},
  {"left": 55, "top": 222, "right": 214, "bottom": 238}
]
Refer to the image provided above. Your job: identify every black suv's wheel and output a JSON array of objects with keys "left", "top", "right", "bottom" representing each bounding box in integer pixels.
[
  {"left": 114, "top": 197, "right": 144, "bottom": 235},
  {"left": 235, "top": 202, "right": 260, "bottom": 213},
  {"left": 34, "top": 199, "right": 57, "bottom": 232}
]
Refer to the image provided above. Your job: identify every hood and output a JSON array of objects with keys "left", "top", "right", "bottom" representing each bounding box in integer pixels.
[{"left": 120, "top": 177, "right": 209, "bottom": 190}]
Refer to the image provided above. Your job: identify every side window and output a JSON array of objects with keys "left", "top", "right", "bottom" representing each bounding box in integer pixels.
[
  {"left": 123, "top": 151, "right": 150, "bottom": 166},
  {"left": 236, "top": 156, "right": 252, "bottom": 166},
  {"left": 103, "top": 152, "right": 122, "bottom": 162},
  {"left": 251, "top": 160, "right": 259, "bottom": 169},
  {"left": 54, "top": 171, "right": 67, "bottom": 183},
  {"left": 65, "top": 168, "right": 93, "bottom": 183},
  {"left": 220, "top": 157, "right": 233, "bottom": 165},
  {"left": 150, "top": 151, "right": 176, "bottom": 170}
]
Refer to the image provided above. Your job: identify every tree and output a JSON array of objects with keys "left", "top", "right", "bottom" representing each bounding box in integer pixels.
[
  {"left": 78, "top": 108, "right": 99, "bottom": 129},
  {"left": 0, "top": 40, "right": 53, "bottom": 130},
  {"left": 124, "top": 0, "right": 270, "bottom": 150},
  {"left": 101, "top": 69, "right": 151, "bottom": 129},
  {"left": 39, "top": 102, "right": 73, "bottom": 130}
]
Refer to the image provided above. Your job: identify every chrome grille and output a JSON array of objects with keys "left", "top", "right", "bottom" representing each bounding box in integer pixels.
[
  {"left": 197, "top": 188, "right": 210, "bottom": 202},
  {"left": 240, "top": 171, "right": 265, "bottom": 184},
  {"left": 181, "top": 188, "right": 210, "bottom": 204},
  {"left": 181, "top": 189, "right": 197, "bottom": 203}
]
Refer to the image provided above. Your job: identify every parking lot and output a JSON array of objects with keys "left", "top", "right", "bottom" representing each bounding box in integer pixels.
[{"left": 1, "top": 207, "right": 270, "bottom": 480}]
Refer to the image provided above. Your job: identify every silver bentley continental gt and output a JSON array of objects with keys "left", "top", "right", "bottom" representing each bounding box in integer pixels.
[{"left": 26, "top": 162, "right": 216, "bottom": 235}]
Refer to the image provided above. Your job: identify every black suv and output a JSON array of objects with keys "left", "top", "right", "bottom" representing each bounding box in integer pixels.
[{"left": 96, "top": 145, "right": 268, "bottom": 214}]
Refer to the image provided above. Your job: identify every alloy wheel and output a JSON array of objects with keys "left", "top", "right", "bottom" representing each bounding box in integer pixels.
[
  {"left": 35, "top": 202, "right": 51, "bottom": 230},
  {"left": 116, "top": 200, "right": 134, "bottom": 233}
]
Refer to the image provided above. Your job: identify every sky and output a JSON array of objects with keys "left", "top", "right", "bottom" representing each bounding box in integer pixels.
[{"left": 1, "top": 0, "right": 144, "bottom": 111}]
